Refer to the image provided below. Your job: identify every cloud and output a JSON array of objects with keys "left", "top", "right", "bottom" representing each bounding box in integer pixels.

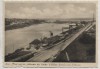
[{"left": 5, "top": 3, "right": 96, "bottom": 19}]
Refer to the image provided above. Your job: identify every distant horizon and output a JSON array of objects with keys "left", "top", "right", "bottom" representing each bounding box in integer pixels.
[{"left": 5, "top": 17, "right": 96, "bottom": 20}]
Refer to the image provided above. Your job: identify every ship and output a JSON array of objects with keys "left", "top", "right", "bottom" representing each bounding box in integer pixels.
[
  {"left": 27, "top": 22, "right": 84, "bottom": 51},
  {"left": 5, "top": 21, "right": 88, "bottom": 62}
]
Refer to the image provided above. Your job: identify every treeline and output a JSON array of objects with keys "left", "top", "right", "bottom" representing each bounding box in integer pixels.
[
  {"left": 5, "top": 18, "right": 70, "bottom": 30},
  {"left": 5, "top": 18, "right": 45, "bottom": 30},
  {"left": 5, "top": 18, "right": 89, "bottom": 30}
]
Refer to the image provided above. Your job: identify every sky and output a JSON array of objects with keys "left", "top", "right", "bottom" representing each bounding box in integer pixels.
[{"left": 5, "top": 2, "right": 96, "bottom": 19}]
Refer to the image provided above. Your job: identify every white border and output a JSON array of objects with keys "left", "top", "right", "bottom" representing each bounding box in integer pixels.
[{"left": 0, "top": 0, "right": 99, "bottom": 69}]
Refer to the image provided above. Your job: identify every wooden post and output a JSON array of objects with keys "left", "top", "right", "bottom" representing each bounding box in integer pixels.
[{"left": 65, "top": 51, "right": 70, "bottom": 62}]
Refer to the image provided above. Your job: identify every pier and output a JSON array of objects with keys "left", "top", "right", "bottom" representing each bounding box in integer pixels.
[
  {"left": 6, "top": 21, "right": 95, "bottom": 62},
  {"left": 26, "top": 22, "right": 95, "bottom": 62}
]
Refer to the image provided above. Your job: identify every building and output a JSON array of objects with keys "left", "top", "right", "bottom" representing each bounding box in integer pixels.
[{"left": 29, "top": 39, "right": 42, "bottom": 50}]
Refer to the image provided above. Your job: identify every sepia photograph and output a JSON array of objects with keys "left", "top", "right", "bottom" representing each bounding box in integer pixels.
[{"left": 4, "top": 0, "right": 97, "bottom": 67}]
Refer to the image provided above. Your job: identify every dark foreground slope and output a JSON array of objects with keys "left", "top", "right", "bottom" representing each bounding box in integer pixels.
[{"left": 53, "top": 31, "right": 96, "bottom": 62}]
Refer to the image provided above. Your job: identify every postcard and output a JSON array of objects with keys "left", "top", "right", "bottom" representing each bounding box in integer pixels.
[{"left": 3, "top": 0, "right": 98, "bottom": 68}]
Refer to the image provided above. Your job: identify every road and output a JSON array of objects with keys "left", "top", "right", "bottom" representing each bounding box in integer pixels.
[{"left": 27, "top": 23, "right": 95, "bottom": 62}]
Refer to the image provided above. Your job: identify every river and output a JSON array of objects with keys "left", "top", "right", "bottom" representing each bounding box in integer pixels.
[{"left": 5, "top": 23, "right": 69, "bottom": 55}]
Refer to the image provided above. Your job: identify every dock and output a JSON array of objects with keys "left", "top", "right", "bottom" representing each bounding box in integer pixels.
[{"left": 26, "top": 22, "right": 95, "bottom": 62}]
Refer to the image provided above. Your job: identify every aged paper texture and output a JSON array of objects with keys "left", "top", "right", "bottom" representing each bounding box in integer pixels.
[{"left": 4, "top": 0, "right": 98, "bottom": 68}]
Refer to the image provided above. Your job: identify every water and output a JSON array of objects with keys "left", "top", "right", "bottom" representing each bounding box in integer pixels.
[{"left": 5, "top": 23, "right": 69, "bottom": 55}]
